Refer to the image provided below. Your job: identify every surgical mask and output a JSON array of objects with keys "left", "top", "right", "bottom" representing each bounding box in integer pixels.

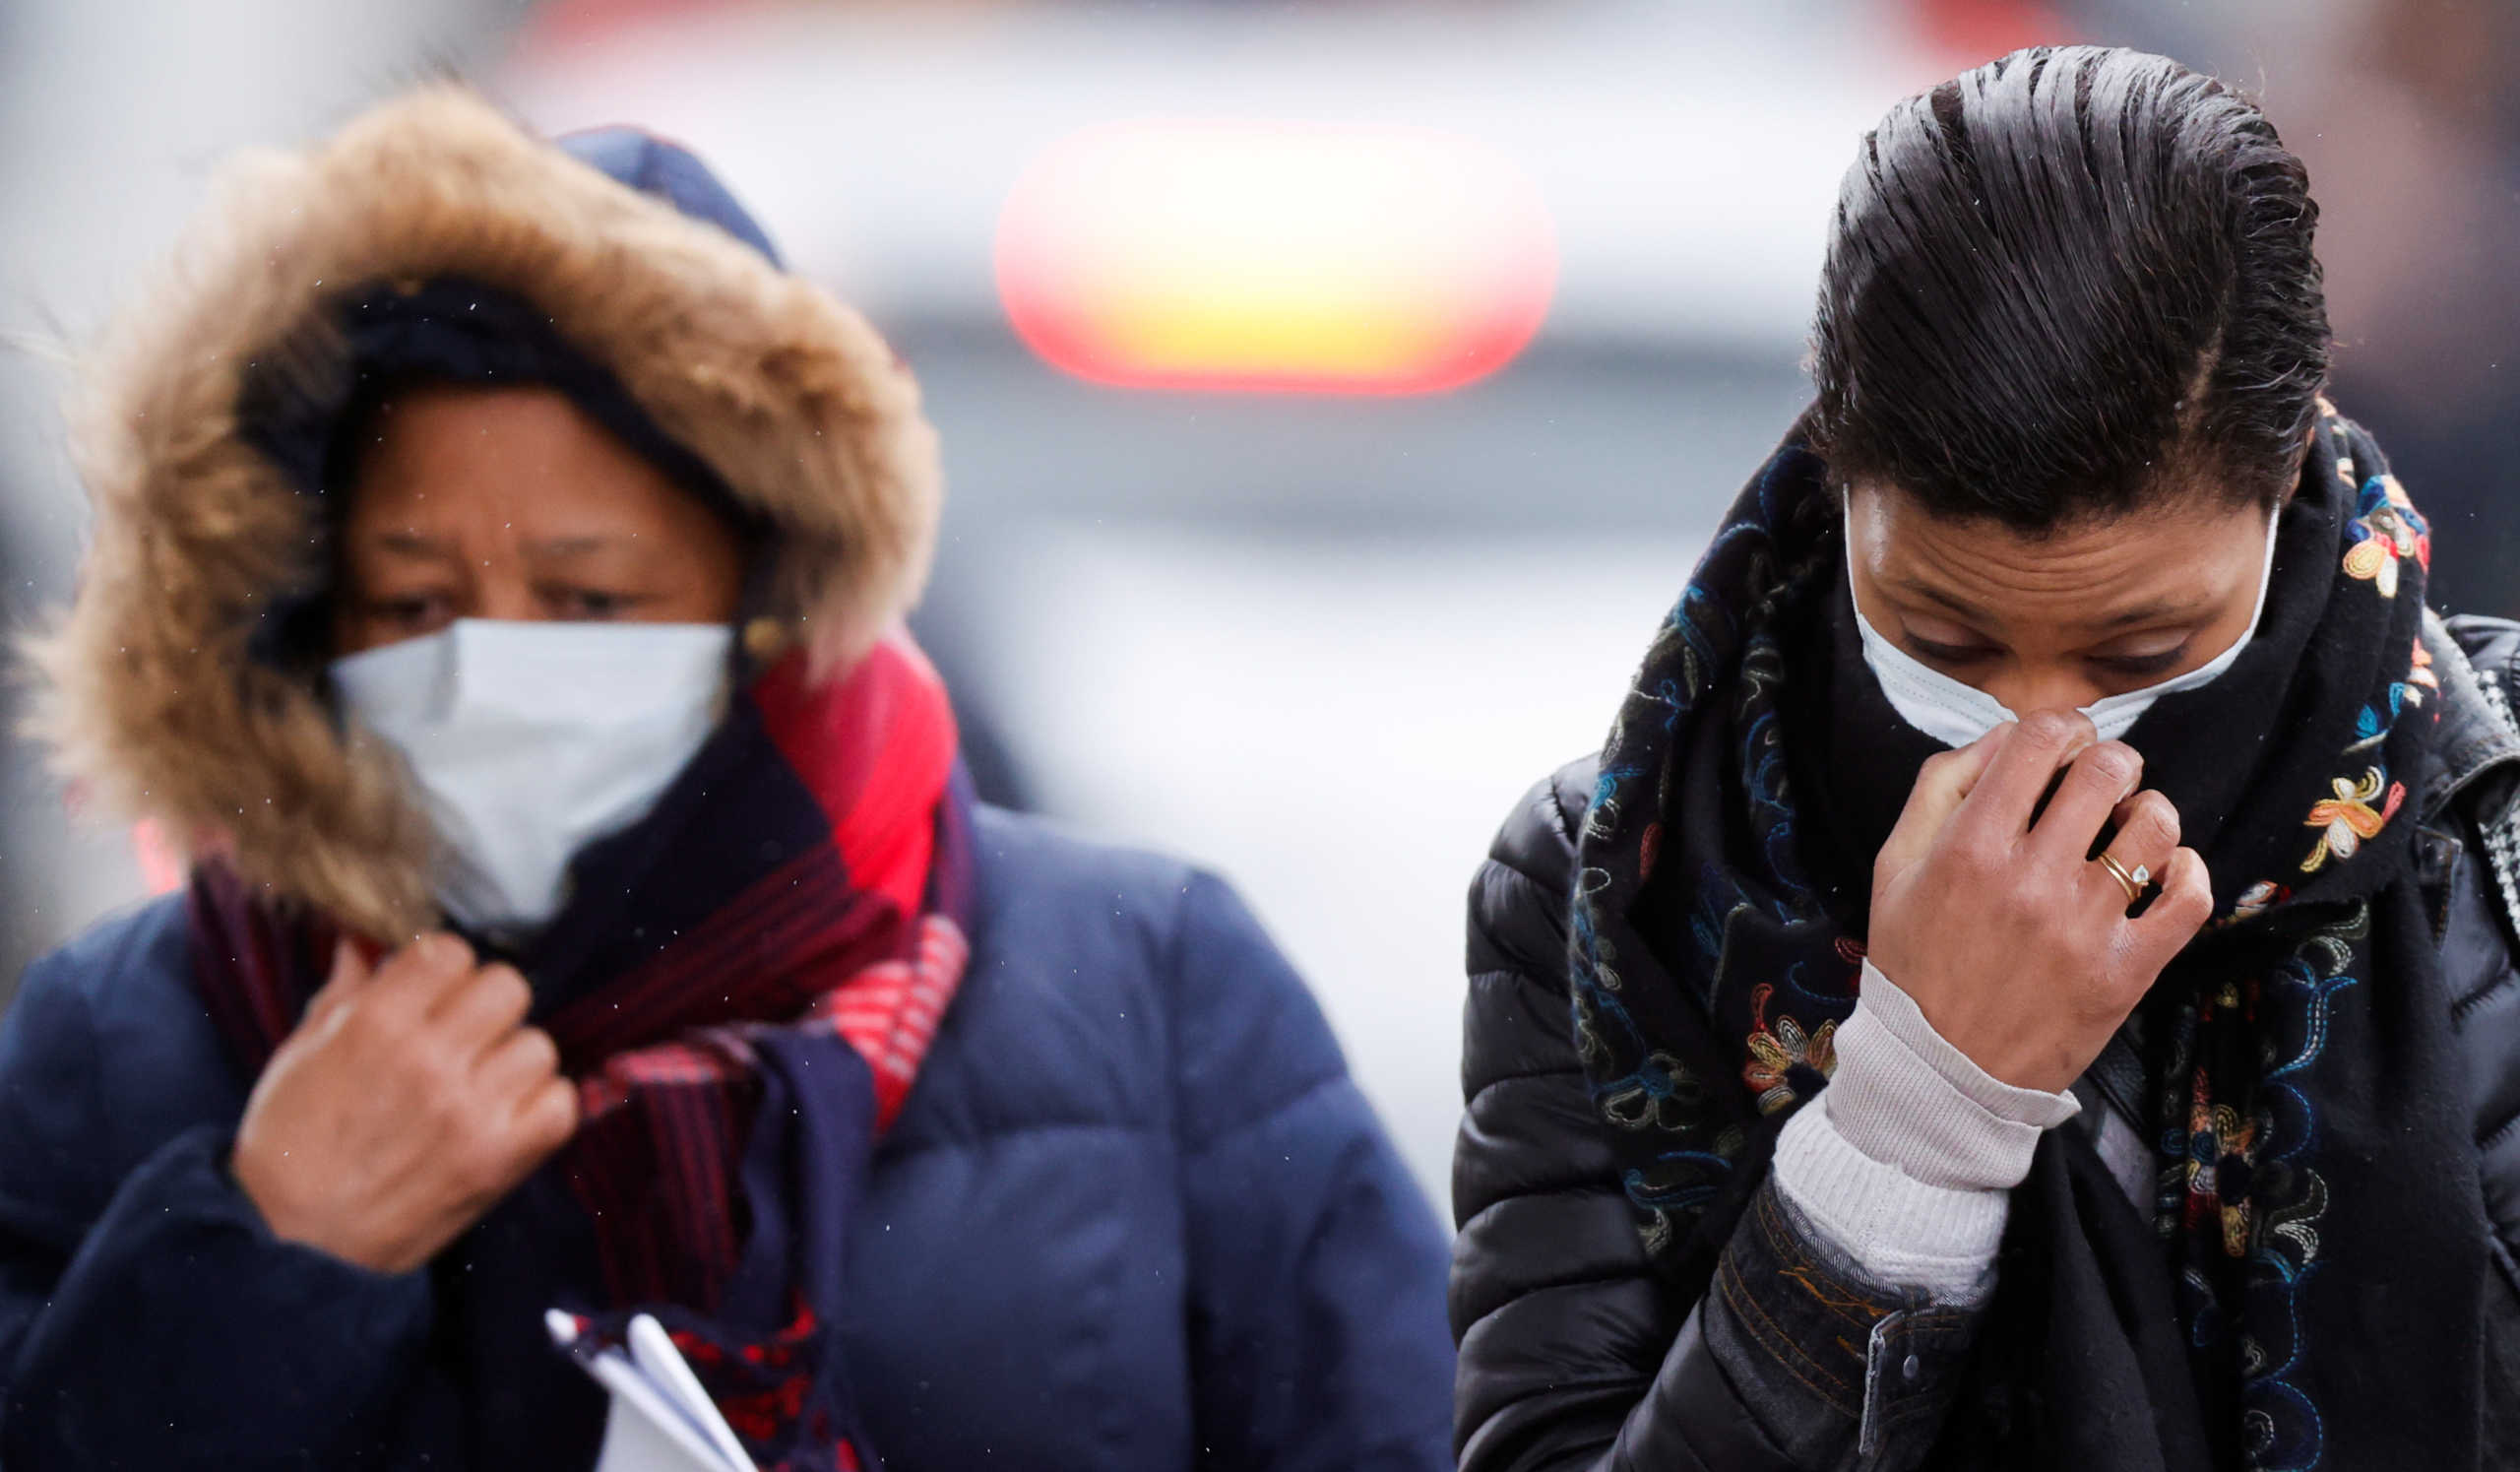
[
  {"left": 1848, "top": 504, "right": 2281, "bottom": 749},
  {"left": 331, "top": 618, "right": 734, "bottom": 934}
]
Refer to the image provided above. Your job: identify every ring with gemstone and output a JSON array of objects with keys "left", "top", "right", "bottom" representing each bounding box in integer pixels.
[{"left": 2097, "top": 852, "right": 2150, "bottom": 905}]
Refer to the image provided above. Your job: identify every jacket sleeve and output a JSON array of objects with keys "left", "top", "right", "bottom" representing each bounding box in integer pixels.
[
  {"left": 0, "top": 931, "right": 451, "bottom": 1468},
  {"left": 1451, "top": 768, "right": 1981, "bottom": 1472},
  {"left": 1169, "top": 870, "right": 1458, "bottom": 1472}
]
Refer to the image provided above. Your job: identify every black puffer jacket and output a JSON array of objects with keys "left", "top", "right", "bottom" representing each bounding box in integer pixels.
[{"left": 1452, "top": 615, "right": 2520, "bottom": 1470}]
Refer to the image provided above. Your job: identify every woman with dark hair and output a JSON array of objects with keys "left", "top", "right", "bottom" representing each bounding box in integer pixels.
[
  {"left": 0, "top": 89, "right": 1453, "bottom": 1470},
  {"left": 1453, "top": 46, "right": 2520, "bottom": 1471}
]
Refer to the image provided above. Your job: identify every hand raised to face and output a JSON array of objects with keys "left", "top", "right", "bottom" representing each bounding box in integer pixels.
[{"left": 1866, "top": 712, "right": 2215, "bottom": 1094}]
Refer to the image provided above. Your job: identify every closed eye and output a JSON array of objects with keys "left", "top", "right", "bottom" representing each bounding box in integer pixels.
[
  {"left": 2089, "top": 646, "right": 2189, "bottom": 678},
  {"left": 1905, "top": 634, "right": 2000, "bottom": 667},
  {"left": 538, "top": 585, "right": 656, "bottom": 620},
  {"left": 365, "top": 593, "right": 455, "bottom": 634}
]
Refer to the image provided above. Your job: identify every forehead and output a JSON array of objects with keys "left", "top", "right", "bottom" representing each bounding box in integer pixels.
[
  {"left": 1847, "top": 482, "right": 2268, "bottom": 628},
  {"left": 344, "top": 384, "right": 690, "bottom": 535}
]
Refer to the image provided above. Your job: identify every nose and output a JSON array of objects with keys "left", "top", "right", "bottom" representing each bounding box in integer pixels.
[
  {"left": 467, "top": 559, "right": 543, "bottom": 623},
  {"left": 1983, "top": 666, "right": 2109, "bottom": 718}
]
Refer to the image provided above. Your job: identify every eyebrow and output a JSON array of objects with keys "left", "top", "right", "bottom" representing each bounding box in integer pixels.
[
  {"left": 374, "top": 531, "right": 457, "bottom": 561},
  {"left": 1888, "top": 577, "right": 2198, "bottom": 632},
  {"left": 368, "top": 532, "right": 622, "bottom": 560},
  {"left": 524, "top": 536, "right": 617, "bottom": 560}
]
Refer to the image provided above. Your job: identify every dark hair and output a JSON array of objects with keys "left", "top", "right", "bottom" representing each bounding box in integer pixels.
[{"left": 1809, "top": 46, "right": 2328, "bottom": 532}]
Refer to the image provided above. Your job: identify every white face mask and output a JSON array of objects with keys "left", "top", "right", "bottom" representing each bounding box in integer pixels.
[
  {"left": 1848, "top": 503, "right": 2281, "bottom": 750},
  {"left": 331, "top": 618, "right": 735, "bottom": 934}
]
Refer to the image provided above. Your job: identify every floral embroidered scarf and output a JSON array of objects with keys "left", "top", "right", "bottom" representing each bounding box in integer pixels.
[{"left": 1571, "top": 403, "right": 2483, "bottom": 1469}]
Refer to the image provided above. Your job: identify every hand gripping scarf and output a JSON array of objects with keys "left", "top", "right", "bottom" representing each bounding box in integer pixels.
[
  {"left": 189, "top": 635, "right": 973, "bottom": 1472},
  {"left": 1570, "top": 404, "right": 2484, "bottom": 1469}
]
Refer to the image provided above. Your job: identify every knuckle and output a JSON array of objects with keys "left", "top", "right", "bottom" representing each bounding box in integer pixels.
[
  {"left": 1947, "top": 835, "right": 2003, "bottom": 878},
  {"left": 515, "top": 1027, "right": 561, "bottom": 1076},
  {"left": 1947, "top": 823, "right": 2003, "bottom": 862},
  {"left": 325, "top": 992, "right": 377, "bottom": 1038},
  {"left": 1995, "top": 874, "right": 2052, "bottom": 924},
  {"left": 2131, "top": 792, "right": 2181, "bottom": 846},
  {"left": 482, "top": 965, "right": 531, "bottom": 1014},
  {"left": 347, "top": 977, "right": 411, "bottom": 1022},
  {"left": 538, "top": 1091, "right": 582, "bottom": 1145},
  {"left": 415, "top": 931, "right": 475, "bottom": 977},
  {"left": 2018, "top": 710, "right": 2079, "bottom": 747},
  {"left": 2139, "top": 861, "right": 2214, "bottom": 932},
  {"left": 516, "top": 1091, "right": 577, "bottom": 1155},
  {"left": 415, "top": 1045, "right": 472, "bottom": 1106},
  {"left": 2080, "top": 741, "right": 2140, "bottom": 789}
]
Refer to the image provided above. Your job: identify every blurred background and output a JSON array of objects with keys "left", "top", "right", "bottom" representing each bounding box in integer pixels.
[{"left": 2, "top": 0, "right": 2512, "bottom": 1204}]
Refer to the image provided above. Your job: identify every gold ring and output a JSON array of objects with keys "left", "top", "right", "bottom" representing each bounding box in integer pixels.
[{"left": 2097, "top": 852, "right": 2150, "bottom": 905}]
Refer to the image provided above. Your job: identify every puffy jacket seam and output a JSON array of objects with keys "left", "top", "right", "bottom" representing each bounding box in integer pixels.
[
  {"left": 1457, "top": 1185, "right": 1635, "bottom": 1230},
  {"left": 1465, "top": 1057, "right": 1589, "bottom": 1094},
  {"left": 1459, "top": 1264, "right": 1654, "bottom": 1328},
  {"left": 2451, "top": 956, "right": 2517, "bottom": 1023},
  {"left": 1181, "top": 1071, "right": 1346, "bottom": 1160},
  {"left": 0, "top": 964, "right": 111, "bottom": 1259},
  {"left": 1465, "top": 962, "right": 1570, "bottom": 1010},
  {"left": 1164, "top": 869, "right": 1193, "bottom": 1274},
  {"left": 1543, "top": 773, "right": 1583, "bottom": 850},
  {"left": 1477, "top": 854, "right": 1575, "bottom": 926},
  {"left": 58, "top": 963, "right": 113, "bottom": 1220},
  {"left": 2452, "top": 984, "right": 2515, "bottom": 1025},
  {"left": 2487, "top": 1226, "right": 2520, "bottom": 1302},
  {"left": 882, "top": 1118, "right": 1166, "bottom": 1152},
  {"left": 1460, "top": 1180, "right": 1632, "bottom": 1211},
  {"left": 2428, "top": 722, "right": 2520, "bottom": 825},
  {"left": 1162, "top": 868, "right": 1359, "bottom": 1157},
  {"left": 1466, "top": 959, "right": 1564, "bottom": 990}
]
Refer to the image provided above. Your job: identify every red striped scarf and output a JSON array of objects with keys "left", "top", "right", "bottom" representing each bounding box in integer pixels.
[{"left": 190, "top": 633, "right": 973, "bottom": 1469}]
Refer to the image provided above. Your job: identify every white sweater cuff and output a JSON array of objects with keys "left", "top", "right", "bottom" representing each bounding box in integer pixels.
[
  {"left": 1826, "top": 960, "right": 2080, "bottom": 1189},
  {"left": 1768, "top": 960, "right": 2082, "bottom": 1303},
  {"left": 1772, "top": 1105, "right": 2010, "bottom": 1303}
]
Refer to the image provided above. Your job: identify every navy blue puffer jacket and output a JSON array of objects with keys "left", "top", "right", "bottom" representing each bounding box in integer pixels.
[{"left": 0, "top": 802, "right": 1454, "bottom": 1469}]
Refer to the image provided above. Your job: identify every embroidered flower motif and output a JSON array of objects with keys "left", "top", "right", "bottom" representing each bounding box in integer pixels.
[
  {"left": 2233, "top": 880, "right": 2291, "bottom": 921},
  {"left": 2340, "top": 475, "right": 2429, "bottom": 598},
  {"left": 2407, "top": 637, "right": 2439, "bottom": 700},
  {"left": 2185, "top": 1095, "right": 2262, "bottom": 1257},
  {"left": 1600, "top": 1050, "right": 1706, "bottom": 1132},
  {"left": 2300, "top": 767, "right": 2406, "bottom": 872},
  {"left": 1742, "top": 983, "right": 1836, "bottom": 1116},
  {"left": 2346, "top": 639, "right": 2441, "bottom": 755}
]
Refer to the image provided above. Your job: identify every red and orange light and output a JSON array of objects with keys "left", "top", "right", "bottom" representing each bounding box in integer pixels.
[{"left": 996, "top": 120, "right": 1556, "bottom": 396}]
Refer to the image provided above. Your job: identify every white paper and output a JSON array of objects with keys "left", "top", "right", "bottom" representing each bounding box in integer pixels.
[
  {"left": 628, "top": 1313, "right": 759, "bottom": 1472},
  {"left": 547, "top": 1310, "right": 758, "bottom": 1472}
]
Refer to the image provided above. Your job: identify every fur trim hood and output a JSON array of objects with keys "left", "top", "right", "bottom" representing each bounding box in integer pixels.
[{"left": 24, "top": 86, "right": 943, "bottom": 940}]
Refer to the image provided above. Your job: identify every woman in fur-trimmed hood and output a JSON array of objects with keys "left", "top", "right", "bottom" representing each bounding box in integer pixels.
[{"left": 0, "top": 87, "right": 1452, "bottom": 1472}]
